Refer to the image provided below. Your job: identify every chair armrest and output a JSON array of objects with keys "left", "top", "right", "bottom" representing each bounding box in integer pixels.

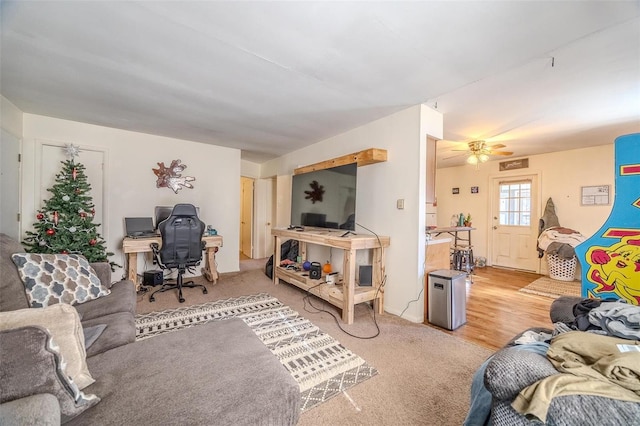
[
  {"left": 484, "top": 346, "right": 559, "bottom": 401},
  {"left": 89, "top": 262, "right": 112, "bottom": 289}
]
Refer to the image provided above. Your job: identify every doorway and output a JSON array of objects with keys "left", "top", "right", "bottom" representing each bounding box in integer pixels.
[
  {"left": 490, "top": 173, "right": 541, "bottom": 272},
  {"left": 240, "top": 176, "right": 254, "bottom": 259}
]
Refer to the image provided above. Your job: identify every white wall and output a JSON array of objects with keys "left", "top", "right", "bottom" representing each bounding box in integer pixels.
[
  {"left": 262, "top": 104, "right": 443, "bottom": 323},
  {"left": 436, "top": 144, "right": 615, "bottom": 272},
  {"left": 1, "top": 96, "right": 23, "bottom": 137},
  {"left": 241, "top": 159, "right": 260, "bottom": 178},
  {"left": 21, "top": 114, "right": 241, "bottom": 280}
]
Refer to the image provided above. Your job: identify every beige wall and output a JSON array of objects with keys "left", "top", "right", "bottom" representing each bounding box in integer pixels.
[
  {"left": 21, "top": 114, "right": 242, "bottom": 279},
  {"left": 435, "top": 144, "right": 615, "bottom": 272}
]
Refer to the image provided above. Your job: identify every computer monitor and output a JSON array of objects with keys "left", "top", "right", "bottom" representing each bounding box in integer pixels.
[{"left": 154, "top": 205, "right": 200, "bottom": 229}]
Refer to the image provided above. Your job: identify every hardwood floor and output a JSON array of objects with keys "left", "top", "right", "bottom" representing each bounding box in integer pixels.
[{"left": 426, "top": 266, "right": 555, "bottom": 352}]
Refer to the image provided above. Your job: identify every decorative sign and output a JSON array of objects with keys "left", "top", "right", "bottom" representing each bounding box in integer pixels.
[
  {"left": 471, "top": 186, "right": 479, "bottom": 194},
  {"left": 581, "top": 185, "right": 610, "bottom": 206},
  {"left": 452, "top": 187, "right": 460, "bottom": 194},
  {"left": 499, "top": 158, "right": 529, "bottom": 171}
]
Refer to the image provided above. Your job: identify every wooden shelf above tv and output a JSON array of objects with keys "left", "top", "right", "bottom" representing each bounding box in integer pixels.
[{"left": 293, "top": 148, "right": 387, "bottom": 175}]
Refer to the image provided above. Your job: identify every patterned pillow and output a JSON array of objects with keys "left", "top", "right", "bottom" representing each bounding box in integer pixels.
[{"left": 11, "top": 253, "right": 110, "bottom": 308}]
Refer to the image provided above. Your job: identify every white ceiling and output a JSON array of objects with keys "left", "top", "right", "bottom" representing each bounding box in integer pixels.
[{"left": 2, "top": 1, "right": 639, "bottom": 166}]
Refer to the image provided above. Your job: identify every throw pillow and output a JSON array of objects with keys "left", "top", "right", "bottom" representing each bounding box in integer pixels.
[
  {"left": 0, "top": 304, "right": 95, "bottom": 390},
  {"left": 11, "top": 253, "right": 110, "bottom": 307},
  {"left": 0, "top": 326, "right": 100, "bottom": 422}
]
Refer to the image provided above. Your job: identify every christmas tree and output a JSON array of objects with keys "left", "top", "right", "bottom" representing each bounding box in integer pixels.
[{"left": 23, "top": 145, "right": 118, "bottom": 269}]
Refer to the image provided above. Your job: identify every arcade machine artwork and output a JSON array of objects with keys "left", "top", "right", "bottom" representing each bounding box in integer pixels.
[{"left": 575, "top": 134, "right": 640, "bottom": 305}]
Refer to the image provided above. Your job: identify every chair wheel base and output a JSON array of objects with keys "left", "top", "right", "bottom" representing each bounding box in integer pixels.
[
  {"left": 203, "top": 288, "right": 208, "bottom": 294},
  {"left": 179, "top": 297, "right": 185, "bottom": 303},
  {"left": 149, "top": 296, "right": 155, "bottom": 302}
]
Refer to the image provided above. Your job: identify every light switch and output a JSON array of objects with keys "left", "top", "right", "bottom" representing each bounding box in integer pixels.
[{"left": 397, "top": 199, "right": 405, "bottom": 209}]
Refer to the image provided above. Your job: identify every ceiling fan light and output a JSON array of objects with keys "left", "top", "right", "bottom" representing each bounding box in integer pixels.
[
  {"left": 479, "top": 154, "right": 489, "bottom": 163},
  {"left": 466, "top": 154, "right": 479, "bottom": 165}
]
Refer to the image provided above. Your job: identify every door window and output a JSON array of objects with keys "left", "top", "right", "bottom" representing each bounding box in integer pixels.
[{"left": 498, "top": 181, "right": 531, "bottom": 226}]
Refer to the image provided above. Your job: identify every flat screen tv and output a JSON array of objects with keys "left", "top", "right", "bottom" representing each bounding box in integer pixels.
[{"left": 290, "top": 163, "right": 357, "bottom": 231}]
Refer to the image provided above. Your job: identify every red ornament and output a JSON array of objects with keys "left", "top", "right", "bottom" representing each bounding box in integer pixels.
[
  {"left": 53, "top": 211, "right": 59, "bottom": 225},
  {"left": 46, "top": 229, "right": 55, "bottom": 236},
  {"left": 60, "top": 250, "right": 68, "bottom": 254},
  {"left": 89, "top": 239, "right": 97, "bottom": 246},
  {"left": 72, "top": 167, "right": 77, "bottom": 180},
  {"left": 37, "top": 213, "right": 44, "bottom": 220},
  {"left": 75, "top": 189, "right": 81, "bottom": 194},
  {"left": 80, "top": 212, "right": 87, "bottom": 218},
  {"left": 91, "top": 208, "right": 96, "bottom": 217}
]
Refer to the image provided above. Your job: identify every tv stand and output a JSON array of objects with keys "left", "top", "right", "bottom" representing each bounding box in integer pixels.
[{"left": 272, "top": 227, "right": 390, "bottom": 324}]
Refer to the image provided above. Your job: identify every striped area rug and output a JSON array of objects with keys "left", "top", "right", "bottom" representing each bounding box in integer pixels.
[{"left": 135, "top": 293, "right": 377, "bottom": 411}]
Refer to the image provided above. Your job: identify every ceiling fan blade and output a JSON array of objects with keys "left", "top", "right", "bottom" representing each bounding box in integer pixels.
[
  {"left": 488, "top": 143, "right": 506, "bottom": 150},
  {"left": 489, "top": 151, "right": 513, "bottom": 156}
]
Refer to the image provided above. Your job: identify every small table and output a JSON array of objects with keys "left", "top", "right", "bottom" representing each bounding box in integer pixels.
[
  {"left": 122, "top": 235, "right": 223, "bottom": 290},
  {"left": 426, "top": 226, "right": 475, "bottom": 247}
]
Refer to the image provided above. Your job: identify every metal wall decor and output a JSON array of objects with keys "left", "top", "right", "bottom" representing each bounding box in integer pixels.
[{"left": 152, "top": 159, "right": 195, "bottom": 194}]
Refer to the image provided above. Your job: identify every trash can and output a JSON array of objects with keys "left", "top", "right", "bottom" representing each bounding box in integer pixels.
[{"left": 428, "top": 269, "right": 467, "bottom": 330}]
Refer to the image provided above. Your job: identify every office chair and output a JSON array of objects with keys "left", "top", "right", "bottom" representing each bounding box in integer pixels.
[{"left": 149, "top": 203, "right": 208, "bottom": 303}]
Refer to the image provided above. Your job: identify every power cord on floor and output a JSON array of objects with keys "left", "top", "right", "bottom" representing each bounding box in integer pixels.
[
  {"left": 301, "top": 222, "right": 388, "bottom": 339},
  {"left": 303, "top": 281, "right": 381, "bottom": 339}
]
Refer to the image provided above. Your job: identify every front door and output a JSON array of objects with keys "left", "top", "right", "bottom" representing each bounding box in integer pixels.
[{"left": 490, "top": 174, "right": 540, "bottom": 272}]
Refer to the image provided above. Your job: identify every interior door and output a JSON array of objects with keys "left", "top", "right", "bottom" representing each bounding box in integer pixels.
[
  {"left": 1, "top": 129, "right": 21, "bottom": 239},
  {"left": 240, "top": 176, "right": 254, "bottom": 258},
  {"left": 490, "top": 174, "right": 540, "bottom": 272}
]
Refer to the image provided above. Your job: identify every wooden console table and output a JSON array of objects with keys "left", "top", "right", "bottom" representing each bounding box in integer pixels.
[
  {"left": 122, "top": 234, "right": 223, "bottom": 290},
  {"left": 272, "top": 227, "right": 390, "bottom": 324}
]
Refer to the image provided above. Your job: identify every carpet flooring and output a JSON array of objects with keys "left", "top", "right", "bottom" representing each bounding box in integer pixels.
[
  {"left": 135, "top": 293, "right": 377, "bottom": 412},
  {"left": 519, "top": 276, "right": 582, "bottom": 299}
]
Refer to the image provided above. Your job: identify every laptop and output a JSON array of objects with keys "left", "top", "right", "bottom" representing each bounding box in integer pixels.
[{"left": 124, "top": 217, "right": 157, "bottom": 238}]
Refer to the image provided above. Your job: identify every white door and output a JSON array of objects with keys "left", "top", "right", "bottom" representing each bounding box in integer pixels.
[
  {"left": 1, "top": 130, "right": 21, "bottom": 239},
  {"left": 490, "top": 174, "right": 540, "bottom": 272},
  {"left": 38, "top": 143, "right": 106, "bottom": 235}
]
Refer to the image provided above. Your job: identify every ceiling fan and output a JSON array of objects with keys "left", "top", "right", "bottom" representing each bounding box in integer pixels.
[{"left": 446, "top": 140, "right": 514, "bottom": 165}]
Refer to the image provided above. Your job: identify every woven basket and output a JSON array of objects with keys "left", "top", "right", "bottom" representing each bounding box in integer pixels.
[{"left": 547, "top": 254, "right": 577, "bottom": 281}]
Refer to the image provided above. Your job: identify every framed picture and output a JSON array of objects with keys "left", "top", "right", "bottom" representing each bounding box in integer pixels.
[
  {"left": 471, "top": 186, "right": 479, "bottom": 194},
  {"left": 452, "top": 187, "right": 460, "bottom": 194}
]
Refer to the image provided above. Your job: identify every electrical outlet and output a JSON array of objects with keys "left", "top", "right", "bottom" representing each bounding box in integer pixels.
[{"left": 397, "top": 199, "right": 405, "bottom": 209}]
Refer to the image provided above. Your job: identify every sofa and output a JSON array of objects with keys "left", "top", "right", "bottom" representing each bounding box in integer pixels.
[
  {"left": 483, "top": 296, "right": 640, "bottom": 425},
  {"left": 0, "top": 233, "right": 301, "bottom": 425}
]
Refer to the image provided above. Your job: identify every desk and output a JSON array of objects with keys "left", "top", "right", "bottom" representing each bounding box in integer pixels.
[
  {"left": 122, "top": 235, "right": 223, "bottom": 290},
  {"left": 272, "top": 228, "right": 390, "bottom": 324}
]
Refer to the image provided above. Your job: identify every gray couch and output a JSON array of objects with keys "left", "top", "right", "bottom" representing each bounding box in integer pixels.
[
  {"left": 0, "top": 233, "right": 300, "bottom": 425},
  {"left": 484, "top": 296, "right": 640, "bottom": 425}
]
